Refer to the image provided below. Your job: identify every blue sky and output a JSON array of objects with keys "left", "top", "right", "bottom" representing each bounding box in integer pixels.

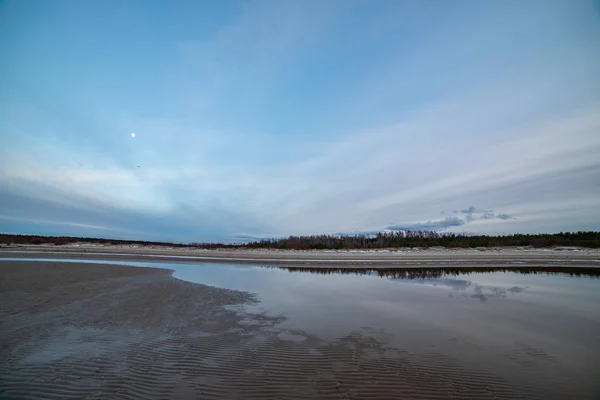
[{"left": 1, "top": 0, "right": 599, "bottom": 242}]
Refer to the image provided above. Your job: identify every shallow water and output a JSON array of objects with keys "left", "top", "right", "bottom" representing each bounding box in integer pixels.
[{"left": 2, "top": 257, "right": 600, "bottom": 398}]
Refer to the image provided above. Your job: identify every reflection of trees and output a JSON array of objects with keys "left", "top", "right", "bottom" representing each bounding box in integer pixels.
[{"left": 262, "top": 266, "right": 600, "bottom": 280}]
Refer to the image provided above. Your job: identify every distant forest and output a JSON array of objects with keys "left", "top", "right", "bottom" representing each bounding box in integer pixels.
[
  {"left": 244, "top": 231, "right": 600, "bottom": 249},
  {"left": 1, "top": 231, "right": 599, "bottom": 249}
]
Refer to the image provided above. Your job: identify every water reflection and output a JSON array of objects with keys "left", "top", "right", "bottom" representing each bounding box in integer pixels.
[{"left": 427, "top": 278, "right": 531, "bottom": 302}]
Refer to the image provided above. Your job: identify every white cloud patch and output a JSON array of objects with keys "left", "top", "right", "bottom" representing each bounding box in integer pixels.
[{"left": 388, "top": 207, "right": 514, "bottom": 232}]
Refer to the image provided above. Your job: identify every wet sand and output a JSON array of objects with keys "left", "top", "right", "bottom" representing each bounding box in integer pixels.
[{"left": 1, "top": 260, "right": 599, "bottom": 399}]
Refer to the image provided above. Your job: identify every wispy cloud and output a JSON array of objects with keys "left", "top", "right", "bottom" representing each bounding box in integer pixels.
[{"left": 0, "top": 215, "right": 113, "bottom": 231}]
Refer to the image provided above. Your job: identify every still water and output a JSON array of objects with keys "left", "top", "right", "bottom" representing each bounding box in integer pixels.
[{"left": 2, "top": 258, "right": 600, "bottom": 398}]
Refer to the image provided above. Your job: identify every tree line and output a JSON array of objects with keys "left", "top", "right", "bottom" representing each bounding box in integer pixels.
[
  {"left": 1, "top": 230, "right": 598, "bottom": 249},
  {"left": 244, "top": 231, "right": 600, "bottom": 249}
]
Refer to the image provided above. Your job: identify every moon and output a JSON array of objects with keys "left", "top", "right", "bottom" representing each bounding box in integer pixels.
[{"left": 130, "top": 132, "right": 136, "bottom": 138}]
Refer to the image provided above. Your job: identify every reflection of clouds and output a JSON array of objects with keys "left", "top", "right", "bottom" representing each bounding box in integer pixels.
[
  {"left": 429, "top": 278, "right": 527, "bottom": 302},
  {"left": 470, "top": 294, "right": 488, "bottom": 302},
  {"left": 431, "top": 278, "right": 472, "bottom": 291}
]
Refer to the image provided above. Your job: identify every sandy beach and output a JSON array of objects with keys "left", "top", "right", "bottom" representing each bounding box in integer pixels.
[
  {"left": 1, "top": 254, "right": 599, "bottom": 399},
  {"left": 1, "top": 244, "right": 599, "bottom": 266}
]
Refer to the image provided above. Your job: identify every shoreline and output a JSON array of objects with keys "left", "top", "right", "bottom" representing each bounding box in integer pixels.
[{"left": 1, "top": 244, "right": 599, "bottom": 267}]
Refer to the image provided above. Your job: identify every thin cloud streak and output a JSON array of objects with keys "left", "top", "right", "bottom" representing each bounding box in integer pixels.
[{"left": 0, "top": 215, "right": 113, "bottom": 231}]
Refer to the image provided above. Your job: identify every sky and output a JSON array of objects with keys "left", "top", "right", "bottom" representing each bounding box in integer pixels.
[{"left": 1, "top": 0, "right": 599, "bottom": 243}]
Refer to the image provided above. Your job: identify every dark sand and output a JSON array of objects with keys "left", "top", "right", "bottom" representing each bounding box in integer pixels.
[{"left": 1, "top": 260, "right": 598, "bottom": 399}]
